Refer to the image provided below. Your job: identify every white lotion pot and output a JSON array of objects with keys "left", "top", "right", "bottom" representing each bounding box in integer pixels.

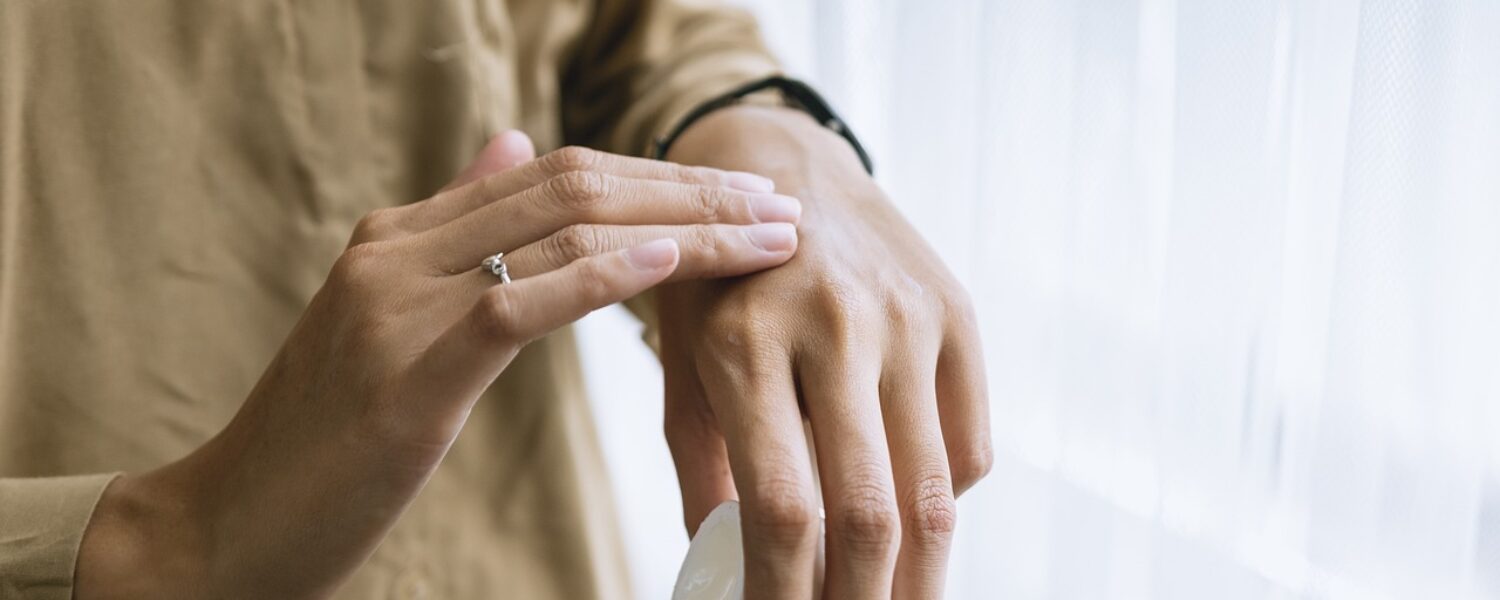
[{"left": 672, "top": 500, "right": 825, "bottom": 600}]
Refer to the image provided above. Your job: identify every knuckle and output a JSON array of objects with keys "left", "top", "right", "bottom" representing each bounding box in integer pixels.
[
  {"left": 814, "top": 278, "right": 875, "bottom": 320},
  {"left": 885, "top": 294, "right": 923, "bottom": 330},
  {"left": 831, "top": 482, "right": 901, "bottom": 558},
  {"left": 888, "top": 294, "right": 946, "bottom": 344},
  {"left": 548, "top": 170, "right": 611, "bottom": 212},
  {"left": 689, "top": 293, "right": 792, "bottom": 379},
  {"left": 473, "top": 287, "right": 523, "bottom": 342},
  {"left": 681, "top": 225, "right": 725, "bottom": 260},
  {"left": 810, "top": 286, "right": 879, "bottom": 349},
  {"left": 550, "top": 224, "right": 604, "bottom": 261},
  {"left": 350, "top": 207, "right": 404, "bottom": 244},
  {"left": 901, "top": 473, "right": 958, "bottom": 545},
  {"left": 952, "top": 441, "right": 995, "bottom": 493},
  {"left": 690, "top": 185, "right": 729, "bottom": 222},
  {"left": 943, "top": 286, "right": 979, "bottom": 328},
  {"left": 744, "top": 476, "right": 819, "bottom": 549},
  {"left": 541, "top": 145, "right": 600, "bottom": 174},
  {"left": 322, "top": 244, "right": 403, "bottom": 328},
  {"left": 331, "top": 242, "right": 390, "bottom": 284},
  {"left": 698, "top": 311, "right": 774, "bottom": 366}
]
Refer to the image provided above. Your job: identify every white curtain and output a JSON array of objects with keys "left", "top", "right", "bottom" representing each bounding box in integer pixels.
[{"left": 577, "top": 0, "right": 1500, "bottom": 597}]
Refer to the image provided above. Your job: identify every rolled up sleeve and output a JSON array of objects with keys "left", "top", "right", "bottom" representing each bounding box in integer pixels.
[
  {"left": 560, "top": 0, "right": 781, "bottom": 157},
  {"left": 0, "top": 475, "right": 117, "bottom": 600}
]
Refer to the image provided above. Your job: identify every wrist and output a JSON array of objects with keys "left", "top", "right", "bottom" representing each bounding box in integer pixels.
[
  {"left": 665, "top": 105, "right": 891, "bottom": 249},
  {"left": 75, "top": 466, "right": 216, "bottom": 598},
  {"left": 665, "top": 105, "right": 871, "bottom": 194}
]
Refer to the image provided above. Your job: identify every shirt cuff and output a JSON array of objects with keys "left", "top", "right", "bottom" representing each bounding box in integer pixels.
[{"left": 0, "top": 474, "right": 119, "bottom": 600}]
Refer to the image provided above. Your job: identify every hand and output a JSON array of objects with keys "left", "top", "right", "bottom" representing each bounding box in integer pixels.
[
  {"left": 660, "top": 106, "right": 993, "bottom": 598},
  {"left": 74, "top": 133, "right": 804, "bottom": 599}
]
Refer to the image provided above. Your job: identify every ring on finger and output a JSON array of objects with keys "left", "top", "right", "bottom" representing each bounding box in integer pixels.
[{"left": 479, "top": 251, "right": 512, "bottom": 284}]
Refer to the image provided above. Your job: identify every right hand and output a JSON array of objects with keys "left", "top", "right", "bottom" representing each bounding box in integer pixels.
[{"left": 74, "top": 133, "right": 803, "bottom": 599}]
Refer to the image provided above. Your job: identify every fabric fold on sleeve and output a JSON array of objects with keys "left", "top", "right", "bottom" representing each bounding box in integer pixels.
[
  {"left": 559, "top": 0, "right": 782, "bottom": 157},
  {"left": 0, "top": 474, "right": 119, "bottom": 600}
]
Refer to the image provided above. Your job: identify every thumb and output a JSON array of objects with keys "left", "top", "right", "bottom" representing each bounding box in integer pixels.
[{"left": 443, "top": 130, "right": 537, "bottom": 192}]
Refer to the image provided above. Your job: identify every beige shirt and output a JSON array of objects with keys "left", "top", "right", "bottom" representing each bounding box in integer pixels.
[{"left": 0, "top": 1, "right": 776, "bottom": 598}]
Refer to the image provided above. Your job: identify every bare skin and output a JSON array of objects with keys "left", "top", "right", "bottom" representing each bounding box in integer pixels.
[
  {"left": 74, "top": 132, "right": 805, "bottom": 599},
  {"left": 661, "top": 105, "right": 993, "bottom": 599}
]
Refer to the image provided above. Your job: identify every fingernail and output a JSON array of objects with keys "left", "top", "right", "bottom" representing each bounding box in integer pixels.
[
  {"left": 725, "top": 171, "right": 775, "bottom": 193},
  {"left": 747, "top": 194, "right": 802, "bottom": 224},
  {"left": 745, "top": 223, "right": 798, "bottom": 253},
  {"left": 625, "top": 239, "right": 679, "bottom": 270}
]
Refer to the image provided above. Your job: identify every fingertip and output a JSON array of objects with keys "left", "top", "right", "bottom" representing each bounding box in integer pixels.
[
  {"left": 444, "top": 130, "right": 539, "bottom": 191},
  {"left": 624, "top": 238, "right": 681, "bottom": 272},
  {"left": 745, "top": 222, "right": 799, "bottom": 254},
  {"left": 747, "top": 193, "right": 803, "bottom": 224},
  {"left": 493, "top": 129, "right": 536, "bottom": 162}
]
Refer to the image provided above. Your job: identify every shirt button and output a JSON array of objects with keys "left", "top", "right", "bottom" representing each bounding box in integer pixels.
[{"left": 392, "top": 569, "right": 431, "bottom": 600}]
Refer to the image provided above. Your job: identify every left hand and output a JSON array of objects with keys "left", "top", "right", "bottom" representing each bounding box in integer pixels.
[{"left": 660, "top": 106, "right": 993, "bottom": 599}]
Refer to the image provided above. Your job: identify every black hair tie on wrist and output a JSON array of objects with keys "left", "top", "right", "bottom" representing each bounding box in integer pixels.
[{"left": 652, "top": 75, "right": 874, "bottom": 175}]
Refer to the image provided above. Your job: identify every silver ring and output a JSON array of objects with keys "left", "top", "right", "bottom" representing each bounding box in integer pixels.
[{"left": 480, "top": 252, "right": 512, "bottom": 284}]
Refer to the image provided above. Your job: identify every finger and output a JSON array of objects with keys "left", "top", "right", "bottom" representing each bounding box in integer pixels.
[
  {"left": 489, "top": 223, "right": 796, "bottom": 283},
  {"left": 413, "top": 239, "right": 680, "bottom": 418},
  {"left": 661, "top": 336, "right": 738, "bottom": 536},
  {"left": 938, "top": 308, "right": 994, "bottom": 496},
  {"left": 441, "top": 130, "right": 538, "bottom": 193},
  {"left": 695, "top": 341, "right": 818, "bottom": 599},
  {"left": 801, "top": 358, "right": 899, "bottom": 599},
  {"left": 420, "top": 172, "right": 800, "bottom": 270},
  {"left": 882, "top": 362, "right": 956, "bottom": 598},
  {"left": 407, "top": 145, "right": 775, "bottom": 232},
  {"left": 346, "top": 132, "right": 538, "bottom": 247}
]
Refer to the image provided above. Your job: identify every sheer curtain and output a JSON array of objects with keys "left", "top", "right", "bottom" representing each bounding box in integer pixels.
[{"left": 577, "top": 0, "right": 1500, "bottom": 598}]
